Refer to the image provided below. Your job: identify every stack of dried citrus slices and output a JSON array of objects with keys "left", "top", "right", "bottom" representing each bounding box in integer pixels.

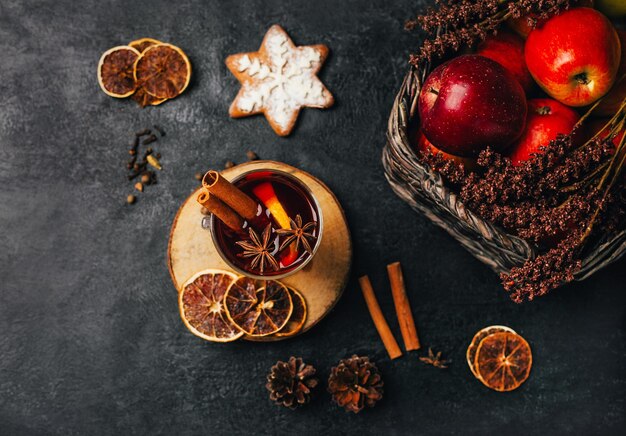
[
  {"left": 178, "top": 269, "right": 307, "bottom": 342},
  {"left": 466, "top": 325, "right": 533, "bottom": 392},
  {"left": 97, "top": 38, "right": 191, "bottom": 107}
]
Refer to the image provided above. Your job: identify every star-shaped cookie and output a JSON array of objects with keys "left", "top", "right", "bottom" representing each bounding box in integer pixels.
[{"left": 226, "top": 25, "right": 334, "bottom": 136}]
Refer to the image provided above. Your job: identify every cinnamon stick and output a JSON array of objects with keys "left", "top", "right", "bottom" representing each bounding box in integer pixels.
[
  {"left": 387, "top": 262, "right": 420, "bottom": 351},
  {"left": 202, "top": 170, "right": 258, "bottom": 221},
  {"left": 197, "top": 190, "right": 244, "bottom": 231},
  {"left": 358, "top": 275, "right": 403, "bottom": 360}
]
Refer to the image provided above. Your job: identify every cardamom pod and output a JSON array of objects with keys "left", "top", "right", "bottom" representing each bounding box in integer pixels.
[{"left": 147, "top": 154, "right": 162, "bottom": 170}]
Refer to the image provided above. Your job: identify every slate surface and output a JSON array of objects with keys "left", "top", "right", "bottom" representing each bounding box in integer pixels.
[{"left": 0, "top": 1, "right": 624, "bottom": 435}]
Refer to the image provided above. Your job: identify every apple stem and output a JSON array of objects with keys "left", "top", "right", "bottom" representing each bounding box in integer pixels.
[
  {"left": 428, "top": 87, "right": 439, "bottom": 96},
  {"left": 573, "top": 72, "right": 589, "bottom": 85},
  {"left": 536, "top": 106, "right": 551, "bottom": 116}
]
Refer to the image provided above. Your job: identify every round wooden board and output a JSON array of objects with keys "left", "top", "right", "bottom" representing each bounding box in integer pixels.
[{"left": 167, "top": 160, "right": 352, "bottom": 341}]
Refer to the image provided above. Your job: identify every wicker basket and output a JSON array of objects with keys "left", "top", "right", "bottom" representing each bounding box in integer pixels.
[{"left": 382, "top": 66, "right": 626, "bottom": 280}]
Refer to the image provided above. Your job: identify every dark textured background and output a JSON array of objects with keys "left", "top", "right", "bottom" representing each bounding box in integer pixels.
[{"left": 0, "top": 0, "right": 624, "bottom": 434}]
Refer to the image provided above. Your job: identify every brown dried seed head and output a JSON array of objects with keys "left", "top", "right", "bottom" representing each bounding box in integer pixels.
[
  {"left": 134, "top": 182, "right": 144, "bottom": 192},
  {"left": 126, "top": 194, "right": 136, "bottom": 204}
]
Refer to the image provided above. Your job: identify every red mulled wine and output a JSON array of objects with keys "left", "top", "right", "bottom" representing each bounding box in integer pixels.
[{"left": 211, "top": 170, "right": 322, "bottom": 278}]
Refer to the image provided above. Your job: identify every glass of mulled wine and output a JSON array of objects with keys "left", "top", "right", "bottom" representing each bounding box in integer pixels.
[{"left": 210, "top": 169, "right": 323, "bottom": 280}]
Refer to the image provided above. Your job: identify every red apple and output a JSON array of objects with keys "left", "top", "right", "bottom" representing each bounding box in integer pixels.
[
  {"left": 476, "top": 31, "right": 534, "bottom": 93},
  {"left": 418, "top": 55, "right": 527, "bottom": 157},
  {"left": 525, "top": 8, "right": 621, "bottom": 107},
  {"left": 595, "top": 30, "right": 626, "bottom": 117},
  {"left": 508, "top": 98, "right": 580, "bottom": 165},
  {"left": 413, "top": 129, "right": 477, "bottom": 170}
]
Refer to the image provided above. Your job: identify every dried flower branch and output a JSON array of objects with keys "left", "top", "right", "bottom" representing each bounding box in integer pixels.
[{"left": 407, "top": 0, "right": 577, "bottom": 66}]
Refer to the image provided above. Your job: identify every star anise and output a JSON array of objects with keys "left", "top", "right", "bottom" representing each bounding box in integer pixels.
[
  {"left": 276, "top": 215, "right": 317, "bottom": 254},
  {"left": 419, "top": 348, "right": 449, "bottom": 369},
  {"left": 236, "top": 224, "right": 280, "bottom": 273}
]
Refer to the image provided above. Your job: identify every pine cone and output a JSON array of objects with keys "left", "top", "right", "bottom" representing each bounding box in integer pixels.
[
  {"left": 266, "top": 356, "right": 318, "bottom": 409},
  {"left": 328, "top": 355, "right": 384, "bottom": 413}
]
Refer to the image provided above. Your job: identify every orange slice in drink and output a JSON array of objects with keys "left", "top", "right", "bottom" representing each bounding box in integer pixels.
[
  {"left": 252, "top": 182, "right": 299, "bottom": 265},
  {"left": 474, "top": 331, "right": 532, "bottom": 392},
  {"left": 97, "top": 46, "right": 140, "bottom": 98},
  {"left": 224, "top": 277, "right": 293, "bottom": 337},
  {"left": 178, "top": 269, "right": 244, "bottom": 342},
  {"left": 252, "top": 182, "right": 291, "bottom": 228}
]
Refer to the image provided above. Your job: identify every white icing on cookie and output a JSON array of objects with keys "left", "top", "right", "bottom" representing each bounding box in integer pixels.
[{"left": 230, "top": 25, "right": 332, "bottom": 132}]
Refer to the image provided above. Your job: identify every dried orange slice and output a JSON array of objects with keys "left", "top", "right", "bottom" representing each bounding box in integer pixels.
[
  {"left": 132, "top": 87, "right": 167, "bottom": 108},
  {"left": 97, "top": 46, "right": 140, "bottom": 98},
  {"left": 224, "top": 277, "right": 293, "bottom": 337},
  {"left": 474, "top": 331, "right": 532, "bottom": 392},
  {"left": 178, "top": 269, "right": 244, "bottom": 342},
  {"left": 134, "top": 43, "right": 191, "bottom": 99},
  {"left": 129, "top": 37, "right": 162, "bottom": 53},
  {"left": 466, "top": 325, "right": 516, "bottom": 378},
  {"left": 273, "top": 287, "right": 307, "bottom": 337}
]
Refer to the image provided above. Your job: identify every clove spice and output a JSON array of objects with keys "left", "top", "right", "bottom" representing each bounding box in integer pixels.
[
  {"left": 124, "top": 126, "right": 164, "bottom": 204},
  {"left": 143, "top": 134, "right": 157, "bottom": 145}
]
